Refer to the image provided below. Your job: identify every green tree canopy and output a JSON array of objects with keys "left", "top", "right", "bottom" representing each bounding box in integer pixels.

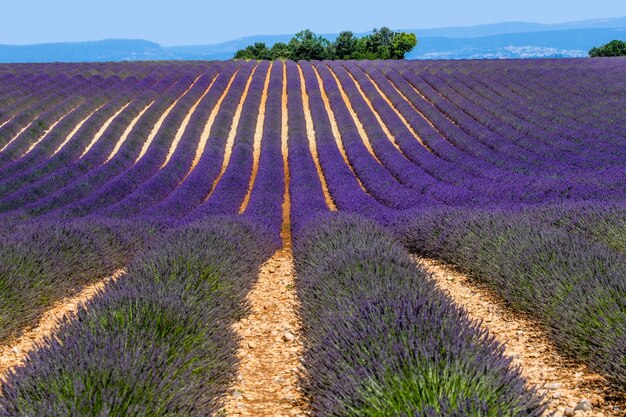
[
  {"left": 234, "top": 28, "right": 417, "bottom": 61},
  {"left": 589, "top": 40, "right": 626, "bottom": 57}
]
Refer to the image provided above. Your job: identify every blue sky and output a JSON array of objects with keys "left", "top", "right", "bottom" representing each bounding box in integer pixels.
[{"left": 1, "top": 0, "right": 624, "bottom": 45}]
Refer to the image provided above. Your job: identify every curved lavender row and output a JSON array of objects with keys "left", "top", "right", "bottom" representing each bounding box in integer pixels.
[
  {"left": 432, "top": 70, "right": 605, "bottom": 167},
  {"left": 142, "top": 61, "right": 255, "bottom": 219},
  {"left": 0, "top": 73, "right": 62, "bottom": 123},
  {"left": 295, "top": 213, "right": 544, "bottom": 416},
  {"left": 313, "top": 61, "right": 427, "bottom": 210},
  {"left": 8, "top": 70, "right": 194, "bottom": 219},
  {"left": 466, "top": 70, "right": 626, "bottom": 155},
  {"left": 345, "top": 62, "right": 497, "bottom": 207},
  {"left": 0, "top": 76, "right": 146, "bottom": 197},
  {"left": 0, "top": 76, "right": 128, "bottom": 179},
  {"left": 0, "top": 74, "right": 98, "bottom": 159},
  {"left": 0, "top": 218, "right": 278, "bottom": 416},
  {"left": 0, "top": 72, "right": 171, "bottom": 213},
  {"left": 355, "top": 62, "right": 488, "bottom": 187},
  {"left": 188, "top": 61, "right": 271, "bottom": 221},
  {"left": 332, "top": 61, "right": 470, "bottom": 206},
  {"left": 481, "top": 61, "right": 626, "bottom": 140},
  {"left": 243, "top": 62, "right": 285, "bottom": 237},
  {"left": 102, "top": 64, "right": 237, "bottom": 218},
  {"left": 298, "top": 61, "right": 392, "bottom": 222},
  {"left": 395, "top": 205, "right": 626, "bottom": 389},
  {"left": 284, "top": 61, "right": 329, "bottom": 234},
  {"left": 0, "top": 216, "right": 163, "bottom": 344},
  {"left": 397, "top": 69, "right": 547, "bottom": 175},
  {"left": 377, "top": 66, "right": 512, "bottom": 181},
  {"left": 0, "top": 72, "right": 110, "bottom": 154},
  {"left": 437, "top": 72, "right": 626, "bottom": 194},
  {"left": 412, "top": 72, "right": 626, "bottom": 203},
  {"left": 418, "top": 71, "right": 590, "bottom": 172},
  {"left": 0, "top": 74, "right": 77, "bottom": 148},
  {"left": 55, "top": 71, "right": 214, "bottom": 219}
]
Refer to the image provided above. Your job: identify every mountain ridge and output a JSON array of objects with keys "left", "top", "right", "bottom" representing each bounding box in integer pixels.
[{"left": 1, "top": 17, "right": 625, "bottom": 62}]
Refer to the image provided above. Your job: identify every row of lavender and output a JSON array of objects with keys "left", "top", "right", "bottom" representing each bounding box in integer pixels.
[
  {"left": 0, "top": 58, "right": 624, "bottom": 409},
  {"left": 1, "top": 59, "right": 623, "bottom": 233},
  {"left": 0, "top": 217, "right": 278, "bottom": 415}
]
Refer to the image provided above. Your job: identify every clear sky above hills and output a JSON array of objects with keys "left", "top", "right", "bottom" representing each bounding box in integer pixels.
[{"left": 1, "top": 0, "right": 624, "bottom": 45}]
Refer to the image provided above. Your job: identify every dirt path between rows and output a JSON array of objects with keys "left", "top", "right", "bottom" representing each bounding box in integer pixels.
[
  {"left": 0, "top": 269, "right": 124, "bottom": 387},
  {"left": 222, "top": 250, "right": 306, "bottom": 417},
  {"left": 420, "top": 257, "right": 625, "bottom": 417}
]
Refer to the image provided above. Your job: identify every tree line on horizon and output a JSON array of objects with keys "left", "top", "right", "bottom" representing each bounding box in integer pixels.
[
  {"left": 234, "top": 27, "right": 417, "bottom": 61},
  {"left": 589, "top": 39, "right": 626, "bottom": 57}
]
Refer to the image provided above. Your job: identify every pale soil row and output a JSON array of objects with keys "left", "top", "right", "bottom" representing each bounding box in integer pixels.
[
  {"left": 0, "top": 269, "right": 125, "bottom": 387},
  {"left": 420, "top": 257, "right": 624, "bottom": 417},
  {"left": 0, "top": 120, "right": 36, "bottom": 153},
  {"left": 340, "top": 68, "right": 406, "bottom": 155},
  {"left": 134, "top": 74, "right": 204, "bottom": 164},
  {"left": 222, "top": 249, "right": 306, "bottom": 417},
  {"left": 384, "top": 74, "right": 453, "bottom": 146},
  {"left": 51, "top": 103, "right": 106, "bottom": 157},
  {"left": 296, "top": 65, "right": 337, "bottom": 211},
  {"left": 104, "top": 100, "right": 154, "bottom": 162},
  {"left": 186, "top": 70, "right": 239, "bottom": 176},
  {"left": 1, "top": 107, "right": 76, "bottom": 155},
  {"left": 203, "top": 64, "right": 259, "bottom": 203},
  {"left": 324, "top": 66, "right": 383, "bottom": 165},
  {"left": 21, "top": 107, "right": 78, "bottom": 156},
  {"left": 160, "top": 74, "right": 219, "bottom": 168},
  {"left": 239, "top": 62, "right": 273, "bottom": 214},
  {"left": 396, "top": 72, "right": 461, "bottom": 129},
  {"left": 307, "top": 65, "right": 368, "bottom": 195},
  {"left": 80, "top": 101, "right": 132, "bottom": 158},
  {"left": 0, "top": 116, "right": 14, "bottom": 131},
  {"left": 280, "top": 63, "right": 292, "bottom": 246},
  {"left": 360, "top": 70, "right": 435, "bottom": 153}
]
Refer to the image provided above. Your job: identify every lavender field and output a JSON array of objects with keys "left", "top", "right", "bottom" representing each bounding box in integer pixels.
[{"left": 0, "top": 58, "right": 624, "bottom": 416}]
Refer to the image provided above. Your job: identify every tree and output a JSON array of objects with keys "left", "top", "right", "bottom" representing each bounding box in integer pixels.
[
  {"left": 233, "top": 27, "right": 418, "bottom": 60},
  {"left": 390, "top": 32, "right": 417, "bottom": 59},
  {"left": 288, "top": 29, "right": 333, "bottom": 61},
  {"left": 334, "top": 31, "right": 358, "bottom": 59},
  {"left": 269, "top": 42, "right": 291, "bottom": 60},
  {"left": 234, "top": 42, "right": 271, "bottom": 60},
  {"left": 589, "top": 40, "right": 626, "bottom": 57}
]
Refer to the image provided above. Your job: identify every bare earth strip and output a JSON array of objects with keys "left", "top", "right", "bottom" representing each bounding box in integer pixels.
[
  {"left": 0, "top": 120, "right": 36, "bottom": 153},
  {"left": 239, "top": 62, "right": 273, "bottom": 214},
  {"left": 297, "top": 65, "right": 337, "bottom": 211},
  {"left": 134, "top": 75, "right": 203, "bottom": 164},
  {"left": 80, "top": 101, "right": 132, "bottom": 158},
  {"left": 51, "top": 104, "right": 106, "bottom": 157},
  {"left": 420, "top": 257, "right": 625, "bottom": 417},
  {"left": 222, "top": 250, "right": 306, "bottom": 417},
  {"left": 358, "top": 69, "right": 435, "bottom": 153},
  {"left": 103, "top": 101, "right": 155, "bottom": 162},
  {"left": 21, "top": 107, "right": 78, "bottom": 156},
  {"left": 324, "top": 66, "right": 383, "bottom": 165},
  {"left": 384, "top": 73, "right": 453, "bottom": 145},
  {"left": 203, "top": 64, "right": 259, "bottom": 203},
  {"left": 305, "top": 65, "right": 368, "bottom": 196},
  {"left": 0, "top": 269, "right": 125, "bottom": 388},
  {"left": 160, "top": 74, "right": 219, "bottom": 168},
  {"left": 1, "top": 107, "right": 76, "bottom": 155},
  {"left": 186, "top": 71, "right": 239, "bottom": 176},
  {"left": 223, "top": 65, "right": 306, "bottom": 415}
]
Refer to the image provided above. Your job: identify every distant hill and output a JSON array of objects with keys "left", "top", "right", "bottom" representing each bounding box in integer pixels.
[{"left": 1, "top": 17, "right": 625, "bottom": 62}]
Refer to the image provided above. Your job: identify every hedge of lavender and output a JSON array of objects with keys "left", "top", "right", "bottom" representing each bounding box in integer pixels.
[
  {"left": 294, "top": 213, "right": 544, "bottom": 416},
  {"left": 0, "top": 216, "right": 163, "bottom": 344},
  {"left": 0, "top": 217, "right": 277, "bottom": 416},
  {"left": 394, "top": 205, "right": 626, "bottom": 389}
]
